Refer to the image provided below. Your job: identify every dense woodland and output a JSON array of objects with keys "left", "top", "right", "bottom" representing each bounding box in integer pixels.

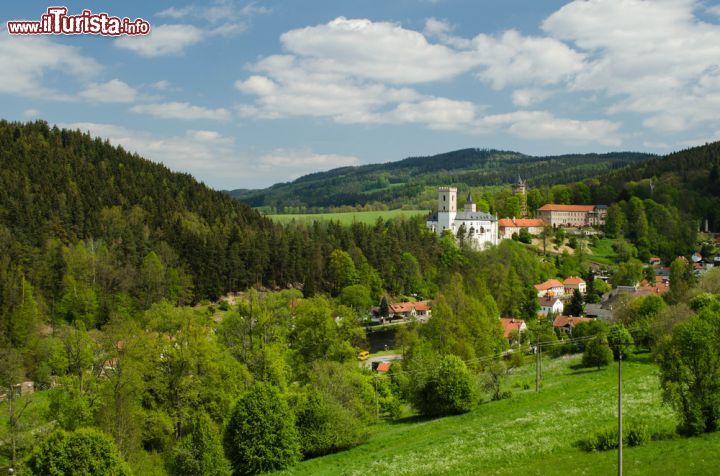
[{"left": 1, "top": 120, "right": 719, "bottom": 474}]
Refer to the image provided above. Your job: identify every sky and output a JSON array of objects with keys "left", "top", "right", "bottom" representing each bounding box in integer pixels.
[{"left": 2, "top": 0, "right": 720, "bottom": 190}]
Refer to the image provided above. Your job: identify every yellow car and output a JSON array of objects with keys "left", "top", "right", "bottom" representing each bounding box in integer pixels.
[{"left": 357, "top": 350, "right": 370, "bottom": 361}]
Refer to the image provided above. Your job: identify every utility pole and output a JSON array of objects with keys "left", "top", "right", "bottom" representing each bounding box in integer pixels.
[
  {"left": 535, "top": 336, "right": 540, "bottom": 392},
  {"left": 618, "top": 348, "right": 623, "bottom": 476},
  {"left": 539, "top": 341, "right": 543, "bottom": 380}
]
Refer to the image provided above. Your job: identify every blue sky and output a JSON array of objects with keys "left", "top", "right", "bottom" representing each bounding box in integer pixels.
[{"left": 2, "top": 1, "right": 720, "bottom": 190}]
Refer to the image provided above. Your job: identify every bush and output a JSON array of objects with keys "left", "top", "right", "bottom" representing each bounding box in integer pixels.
[
  {"left": 223, "top": 383, "right": 300, "bottom": 475},
  {"left": 414, "top": 354, "right": 476, "bottom": 417},
  {"left": 577, "top": 421, "right": 650, "bottom": 452},
  {"left": 170, "top": 413, "right": 230, "bottom": 476},
  {"left": 293, "top": 389, "right": 366, "bottom": 459},
  {"left": 581, "top": 334, "right": 613, "bottom": 369},
  {"left": 27, "top": 428, "right": 132, "bottom": 475}
]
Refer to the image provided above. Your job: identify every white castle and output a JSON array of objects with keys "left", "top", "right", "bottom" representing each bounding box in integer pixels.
[{"left": 426, "top": 187, "right": 498, "bottom": 249}]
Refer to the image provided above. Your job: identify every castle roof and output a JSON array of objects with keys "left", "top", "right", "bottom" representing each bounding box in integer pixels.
[
  {"left": 498, "top": 218, "right": 545, "bottom": 228},
  {"left": 466, "top": 192, "right": 474, "bottom": 204},
  {"left": 537, "top": 204, "right": 595, "bottom": 212}
]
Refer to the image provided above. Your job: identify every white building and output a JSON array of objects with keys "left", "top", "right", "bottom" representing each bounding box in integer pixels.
[{"left": 426, "top": 187, "right": 498, "bottom": 249}]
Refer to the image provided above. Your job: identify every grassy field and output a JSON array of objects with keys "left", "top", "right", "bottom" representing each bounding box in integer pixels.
[
  {"left": 589, "top": 238, "right": 619, "bottom": 265},
  {"left": 280, "top": 353, "right": 719, "bottom": 476},
  {"left": 265, "top": 210, "right": 430, "bottom": 225}
]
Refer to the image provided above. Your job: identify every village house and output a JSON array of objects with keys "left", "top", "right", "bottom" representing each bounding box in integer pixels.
[
  {"left": 536, "top": 204, "right": 608, "bottom": 227},
  {"left": 538, "top": 296, "right": 564, "bottom": 317},
  {"left": 553, "top": 316, "right": 595, "bottom": 334},
  {"left": 500, "top": 318, "right": 527, "bottom": 343},
  {"left": 534, "top": 279, "right": 565, "bottom": 298},
  {"left": 426, "top": 187, "right": 498, "bottom": 249},
  {"left": 498, "top": 217, "right": 546, "bottom": 239},
  {"left": 371, "top": 301, "right": 432, "bottom": 323},
  {"left": 636, "top": 276, "right": 670, "bottom": 296},
  {"left": 563, "top": 276, "right": 586, "bottom": 295}
]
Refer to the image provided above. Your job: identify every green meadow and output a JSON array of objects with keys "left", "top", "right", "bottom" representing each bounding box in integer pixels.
[
  {"left": 265, "top": 210, "right": 430, "bottom": 225},
  {"left": 280, "top": 353, "right": 718, "bottom": 476}
]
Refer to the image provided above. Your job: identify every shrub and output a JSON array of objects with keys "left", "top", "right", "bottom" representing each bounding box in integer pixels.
[
  {"left": 582, "top": 334, "right": 613, "bottom": 369},
  {"left": 223, "top": 383, "right": 300, "bottom": 475},
  {"left": 293, "top": 389, "right": 366, "bottom": 459},
  {"left": 27, "top": 428, "right": 132, "bottom": 475},
  {"left": 414, "top": 354, "right": 476, "bottom": 417},
  {"left": 577, "top": 421, "right": 650, "bottom": 452},
  {"left": 170, "top": 413, "right": 230, "bottom": 476}
]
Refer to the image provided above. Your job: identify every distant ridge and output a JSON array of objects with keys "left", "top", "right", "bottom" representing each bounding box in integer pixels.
[{"left": 227, "top": 148, "right": 654, "bottom": 210}]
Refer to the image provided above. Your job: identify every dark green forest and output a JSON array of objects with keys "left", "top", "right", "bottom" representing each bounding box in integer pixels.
[{"left": 228, "top": 148, "right": 653, "bottom": 211}]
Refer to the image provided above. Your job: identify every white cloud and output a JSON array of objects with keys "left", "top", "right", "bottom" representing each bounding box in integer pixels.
[
  {"left": 258, "top": 149, "right": 359, "bottom": 179},
  {"left": 130, "top": 102, "right": 231, "bottom": 121},
  {"left": 156, "top": 1, "right": 270, "bottom": 38},
  {"left": 709, "top": 5, "right": 720, "bottom": 16},
  {"left": 384, "top": 97, "right": 477, "bottom": 130},
  {"left": 115, "top": 24, "right": 204, "bottom": 57},
  {"left": 61, "top": 122, "right": 239, "bottom": 176},
  {"left": 22, "top": 109, "right": 40, "bottom": 118},
  {"left": 0, "top": 34, "right": 100, "bottom": 99},
  {"left": 511, "top": 88, "right": 554, "bottom": 107},
  {"left": 279, "top": 17, "right": 476, "bottom": 84},
  {"left": 471, "top": 30, "right": 585, "bottom": 90},
  {"left": 151, "top": 80, "right": 172, "bottom": 90},
  {"left": 58, "top": 122, "right": 354, "bottom": 187},
  {"left": 475, "top": 111, "right": 621, "bottom": 146},
  {"left": 80, "top": 79, "right": 138, "bottom": 103},
  {"left": 542, "top": 0, "right": 720, "bottom": 132}
]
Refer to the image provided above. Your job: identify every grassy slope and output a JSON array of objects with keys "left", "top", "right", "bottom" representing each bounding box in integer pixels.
[
  {"left": 266, "top": 209, "right": 429, "bottom": 225},
  {"left": 281, "top": 354, "right": 718, "bottom": 476},
  {"left": 589, "top": 238, "right": 619, "bottom": 266}
]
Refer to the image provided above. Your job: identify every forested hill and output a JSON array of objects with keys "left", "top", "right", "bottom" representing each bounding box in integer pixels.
[
  {"left": 0, "top": 120, "right": 266, "bottom": 245},
  {"left": 583, "top": 140, "right": 720, "bottom": 232},
  {"left": 228, "top": 148, "right": 654, "bottom": 211},
  {"left": 0, "top": 120, "right": 445, "bottom": 307}
]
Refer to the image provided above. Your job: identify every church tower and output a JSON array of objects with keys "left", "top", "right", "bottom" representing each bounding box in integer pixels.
[
  {"left": 437, "top": 186, "right": 457, "bottom": 232},
  {"left": 512, "top": 176, "right": 527, "bottom": 217}
]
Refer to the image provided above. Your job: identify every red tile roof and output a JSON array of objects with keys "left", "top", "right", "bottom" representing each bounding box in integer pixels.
[
  {"left": 376, "top": 362, "right": 392, "bottom": 372},
  {"left": 539, "top": 296, "right": 561, "bottom": 307},
  {"left": 389, "top": 301, "right": 432, "bottom": 314},
  {"left": 537, "top": 204, "right": 595, "bottom": 212},
  {"left": 389, "top": 302, "right": 414, "bottom": 314},
  {"left": 534, "top": 279, "right": 564, "bottom": 291},
  {"left": 500, "top": 318, "right": 526, "bottom": 338},
  {"left": 553, "top": 316, "right": 594, "bottom": 328},
  {"left": 563, "top": 276, "right": 585, "bottom": 285},
  {"left": 498, "top": 218, "right": 546, "bottom": 228}
]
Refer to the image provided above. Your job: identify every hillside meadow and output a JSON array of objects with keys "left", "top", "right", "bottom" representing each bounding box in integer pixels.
[
  {"left": 280, "top": 353, "right": 718, "bottom": 476},
  {"left": 265, "top": 209, "right": 430, "bottom": 225}
]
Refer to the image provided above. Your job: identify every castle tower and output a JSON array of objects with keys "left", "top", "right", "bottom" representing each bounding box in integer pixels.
[
  {"left": 512, "top": 175, "right": 527, "bottom": 217},
  {"left": 437, "top": 186, "right": 457, "bottom": 232},
  {"left": 464, "top": 192, "right": 476, "bottom": 212}
]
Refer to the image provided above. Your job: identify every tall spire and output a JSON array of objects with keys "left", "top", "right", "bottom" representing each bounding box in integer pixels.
[{"left": 466, "top": 192, "right": 474, "bottom": 204}]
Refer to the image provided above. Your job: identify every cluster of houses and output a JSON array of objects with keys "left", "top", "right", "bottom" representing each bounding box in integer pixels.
[{"left": 370, "top": 300, "right": 432, "bottom": 325}]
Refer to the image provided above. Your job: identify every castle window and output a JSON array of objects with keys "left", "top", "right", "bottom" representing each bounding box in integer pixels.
[{"left": 443, "top": 195, "right": 446, "bottom": 201}]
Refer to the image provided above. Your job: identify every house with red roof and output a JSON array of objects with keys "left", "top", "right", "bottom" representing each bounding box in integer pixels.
[
  {"left": 500, "top": 318, "right": 527, "bottom": 343},
  {"left": 536, "top": 204, "right": 607, "bottom": 227},
  {"left": 534, "top": 279, "right": 565, "bottom": 298},
  {"left": 538, "top": 296, "right": 564, "bottom": 317},
  {"left": 563, "top": 276, "right": 586, "bottom": 295},
  {"left": 498, "top": 217, "right": 546, "bottom": 239},
  {"left": 553, "top": 316, "right": 594, "bottom": 334},
  {"left": 388, "top": 301, "right": 432, "bottom": 320}
]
